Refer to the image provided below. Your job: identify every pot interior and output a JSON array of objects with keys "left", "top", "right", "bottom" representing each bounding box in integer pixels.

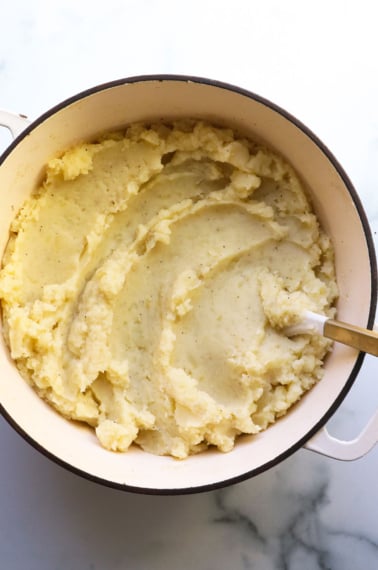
[{"left": 0, "top": 77, "right": 375, "bottom": 492}]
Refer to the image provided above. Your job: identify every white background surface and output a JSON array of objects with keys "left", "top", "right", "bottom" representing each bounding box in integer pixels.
[{"left": 1, "top": 1, "right": 378, "bottom": 568}]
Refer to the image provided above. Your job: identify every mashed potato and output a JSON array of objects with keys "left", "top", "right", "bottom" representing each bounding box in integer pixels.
[{"left": 0, "top": 121, "right": 337, "bottom": 458}]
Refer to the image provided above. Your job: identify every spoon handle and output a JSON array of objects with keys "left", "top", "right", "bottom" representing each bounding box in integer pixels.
[{"left": 324, "top": 319, "right": 378, "bottom": 356}]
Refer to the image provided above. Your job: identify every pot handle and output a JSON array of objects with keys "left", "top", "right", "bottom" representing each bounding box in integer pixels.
[
  {"left": 306, "top": 322, "right": 378, "bottom": 460},
  {"left": 0, "top": 109, "right": 31, "bottom": 140},
  {"left": 304, "top": 408, "right": 378, "bottom": 460}
]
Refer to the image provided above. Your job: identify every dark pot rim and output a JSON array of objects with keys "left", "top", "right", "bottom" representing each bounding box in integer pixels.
[{"left": 1, "top": 74, "right": 376, "bottom": 495}]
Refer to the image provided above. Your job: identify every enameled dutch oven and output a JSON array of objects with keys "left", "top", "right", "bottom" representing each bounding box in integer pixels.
[{"left": 0, "top": 75, "right": 377, "bottom": 494}]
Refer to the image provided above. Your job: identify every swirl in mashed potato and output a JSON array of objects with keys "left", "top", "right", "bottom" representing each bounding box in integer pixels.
[{"left": 0, "top": 121, "right": 337, "bottom": 458}]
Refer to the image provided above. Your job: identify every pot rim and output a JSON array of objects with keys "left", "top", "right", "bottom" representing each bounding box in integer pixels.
[{"left": 0, "top": 74, "right": 376, "bottom": 494}]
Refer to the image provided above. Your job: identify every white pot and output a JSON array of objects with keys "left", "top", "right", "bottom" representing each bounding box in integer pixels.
[{"left": 0, "top": 76, "right": 377, "bottom": 494}]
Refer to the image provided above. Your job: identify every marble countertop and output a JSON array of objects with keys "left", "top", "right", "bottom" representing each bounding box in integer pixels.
[{"left": 1, "top": 1, "right": 378, "bottom": 568}]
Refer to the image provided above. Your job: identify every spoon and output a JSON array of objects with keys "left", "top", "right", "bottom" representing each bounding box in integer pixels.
[{"left": 284, "top": 310, "right": 378, "bottom": 356}]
